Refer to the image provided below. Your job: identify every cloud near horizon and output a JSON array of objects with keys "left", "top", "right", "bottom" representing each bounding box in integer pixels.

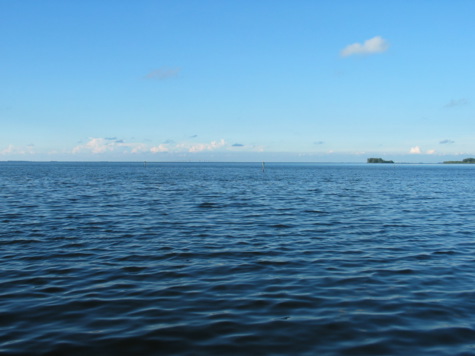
[
  {"left": 1, "top": 144, "right": 35, "bottom": 155},
  {"left": 72, "top": 138, "right": 230, "bottom": 155},
  {"left": 187, "top": 139, "right": 226, "bottom": 153},
  {"left": 409, "top": 146, "right": 421, "bottom": 154},
  {"left": 341, "top": 36, "right": 389, "bottom": 57},
  {"left": 72, "top": 138, "right": 143, "bottom": 154},
  {"left": 150, "top": 144, "right": 169, "bottom": 153},
  {"left": 409, "top": 146, "right": 436, "bottom": 154}
]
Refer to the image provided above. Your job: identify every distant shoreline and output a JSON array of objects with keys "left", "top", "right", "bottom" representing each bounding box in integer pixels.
[
  {"left": 2, "top": 160, "right": 475, "bottom": 165},
  {"left": 443, "top": 158, "right": 475, "bottom": 164},
  {"left": 367, "top": 158, "right": 394, "bottom": 164}
]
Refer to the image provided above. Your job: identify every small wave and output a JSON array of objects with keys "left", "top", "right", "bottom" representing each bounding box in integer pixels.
[
  {"left": 3, "top": 162, "right": 475, "bottom": 355},
  {"left": 198, "top": 202, "right": 221, "bottom": 209}
]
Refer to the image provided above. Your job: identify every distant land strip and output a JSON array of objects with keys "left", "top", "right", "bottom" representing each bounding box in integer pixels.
[
  {"left": 367, "top": 158, "right": 394, "bottom": 164},
  {"left": 443, "top": 158, "right": 475, "bottom": 164}
]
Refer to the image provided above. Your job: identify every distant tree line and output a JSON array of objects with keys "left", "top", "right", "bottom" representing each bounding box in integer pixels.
[
  {"left": 443, "top": 158, "right": 475, "bottom": 164},
  {"left": 367, "top": 158, "right": 394, "bottom": 164}
]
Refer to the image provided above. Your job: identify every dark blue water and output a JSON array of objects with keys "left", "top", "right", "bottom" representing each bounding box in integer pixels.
[{"left": 1, "top": 162, "right": 475, "bottom": 355}]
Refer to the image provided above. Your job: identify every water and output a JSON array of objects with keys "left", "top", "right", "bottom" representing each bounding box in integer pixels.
[{"left": 1, "top": 162, "right": 475, "bottom": 355}]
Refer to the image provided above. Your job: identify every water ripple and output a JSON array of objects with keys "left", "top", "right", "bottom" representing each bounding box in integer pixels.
[{"left": 1, "top": 162, "right": 475, "bottom": 355}]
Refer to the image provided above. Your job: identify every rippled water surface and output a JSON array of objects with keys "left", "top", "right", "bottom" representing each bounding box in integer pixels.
[{"left": 2, "top": 162, "right": 475, "bottom": 355}]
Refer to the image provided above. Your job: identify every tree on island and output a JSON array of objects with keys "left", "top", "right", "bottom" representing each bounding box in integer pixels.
[
  {"left": 367, "top": 158, "right": 394, "bottom": 164},
  {"left": 443, "top": 158, "right": 475, "bottom": 164}
]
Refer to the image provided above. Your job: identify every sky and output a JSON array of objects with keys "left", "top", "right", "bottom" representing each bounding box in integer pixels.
[{"left": 1, "top": 0, "right": 474, "bottom": 162}]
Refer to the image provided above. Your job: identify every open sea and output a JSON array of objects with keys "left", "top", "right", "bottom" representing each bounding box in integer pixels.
[{"left": 1, "top": 162, "right": 475, "bottom": 355}]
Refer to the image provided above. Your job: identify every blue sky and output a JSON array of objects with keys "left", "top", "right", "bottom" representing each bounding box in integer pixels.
[{"left": 1, "top": 0, "right": 474, "bottom": 162}]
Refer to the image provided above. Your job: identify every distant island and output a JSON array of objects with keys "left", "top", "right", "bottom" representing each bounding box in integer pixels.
[
  {"left": 367, "top": 158, "right": 394, "bottom": 164},
  {"left": 443, "top": 158, "right": 475, "bottom": 164}
]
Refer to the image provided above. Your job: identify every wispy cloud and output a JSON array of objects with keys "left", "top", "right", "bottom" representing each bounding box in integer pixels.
[
  {"left": 427, "top": 149, "right": 436, "bottom": 154},
  {"left": 0, "top": 144, "right": 35, "bottom": 155},
  {"left": 131, "top": 144, "right": 148, "bottom": 153},
  {"left": 187, "top": 139, "right": 226, "bottom": 153},
  {"left": 444, "top": 98, "right": 469, "bottom": 108},
  {"left": 150, "top": 144, "right": 169, "bottom": 153},
  {"left": 440, "top": 139, "right": 455, "bottom": 145},
  {"left": 341, "top": 36, "right": 389, "bottom": 57},
  {"left": 73, "top": 138, "right": 114, "bottom": 154},
  {"left": 144, "top": 67, "right": 181, "bottom": 80},
  {"left": 71, "top": 138, "right": 261, "bottom": 156},
  {"left": 72, "top": 138, "right": 148, "bottom": 154},
  {"left": 105, "top": 137, "right": 124, "bottom": 144},
  {"left": 314, "top": 141, "right": 325, "bottom": 145}
]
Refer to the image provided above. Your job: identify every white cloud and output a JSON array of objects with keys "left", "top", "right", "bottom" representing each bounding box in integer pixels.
[
  {"left": 1, "top": 144, "right": 15, "bottom": 155},
  {"left": 408, "top": 147, "right": 436, "bottom": 155},
  {"left": 150, "top": 144, "right": 169, "bottom": 153},
  {"left": 72, "top": 138, "right": 114, "bottom": 154},
  {"left": 341, "top": 36, "right": 389, "bottom": 57},
  {"left": 73, "top": 138, "right": 149, "bottom": 154},
  {"left": 72, "top": 138, "right": 232, "bottom": 155},
  {"left": 1, "top": 144, "right": 35, "bottom": 155},
  {"left": 69, "top": 136, "right": 310, "bottom": 159},
  {"left": 131, "top": 144, "right": 149, "bottom": 153},
  {"left": 409, "top": 146, "right": 421, "bottom": 154},
  {"left": 189, "top": 139, "right": 226, "bottom": 153}
]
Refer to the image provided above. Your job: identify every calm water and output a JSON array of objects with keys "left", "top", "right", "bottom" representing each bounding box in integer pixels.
[{"left": 1, "top": 162, "right": 475, "bottom": 355}]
